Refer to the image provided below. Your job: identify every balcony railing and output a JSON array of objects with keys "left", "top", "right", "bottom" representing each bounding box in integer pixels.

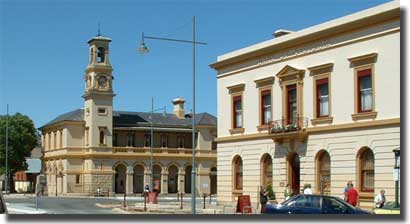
[
  {"left": 112, "top": 147, "right": 216, "bottom": 156},
  {"left": 268, "top": 117, "right": 309, "bottom": 140}
]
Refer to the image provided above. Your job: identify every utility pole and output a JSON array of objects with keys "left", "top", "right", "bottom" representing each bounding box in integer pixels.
[{"left": 5, "top": 104, "right": 9, "bottom": 194}]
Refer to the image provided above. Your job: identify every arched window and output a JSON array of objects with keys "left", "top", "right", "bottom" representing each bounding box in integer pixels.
[
  {"left": 261, "top": 154, "right": 272, "bottom": 187},
  {"left": 97, "top": 47, "right": 105, "bottom": 63},
  {"left": 316, "top": 150, "right": 331, "bottom": 195},
  {"left": 359, "top": 148, "right": 374, "bottom": 192},
  {"left": 233, "top": 156, "right": 243, "bottom": 190}
]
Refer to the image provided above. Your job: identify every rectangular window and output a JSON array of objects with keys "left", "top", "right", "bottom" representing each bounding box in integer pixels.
[
  {"left": 59, "top": 130, "right": 63, "bottom": 148},
  {"left": 113, "top": 133, "right": 118, "bottom": 146},
  {"left": 316, "top": 78, "right": 329, "bottom": 117},
  {"left": 177, "top": 136, "right": 185, "bottom": 148},
  {"left": 98, "top": 108, "right": 107, "bottom": 115},
  {"left": 261, "top": 90, "right": 272, "bottom": 125},
  {"left": 127, "top": 133, "right": 134, "bottom": 147},
  {"left": 85, "top": 128, "right": 89, "bottom": 146},
  {"left": 233, "top": 95, "right": 243, "bottom": 128},
  {"left": 161, "top": 135, "right": 168, "bottom": 148},
  {"left": 75, "top": 174, "right": 81, "bottom": 184},
  {"left": 358, "top": 69, "right": 372, "bottom": 112},
  {"left": 287, "top": 84, "right": 297, "bottom": 124},
  {"left": 144, "top": 133, "right": 151, "bottom": 147}
]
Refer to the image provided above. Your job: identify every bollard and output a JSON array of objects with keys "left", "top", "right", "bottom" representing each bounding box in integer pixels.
[
  {"left": 177, "top": 191, "right": 179, "bottom": 202},
  {"left": 180, "top": 192, "right": 183, "bottom": 209},
  {"left": 203, "top": 193, "right": 206, "bottom": 209},
  {"left": 144, "top": 192, "right": 147, "bottom": 211},
  {"left": 123, "top": 192, "right": 127, "bottom": 209}
]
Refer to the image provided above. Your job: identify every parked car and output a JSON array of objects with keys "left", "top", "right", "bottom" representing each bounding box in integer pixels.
[
  {"left": 264, "top": 194, "right": 372, "bottom": 214},
  {"left": 0, "top": 192, "right": 7, "bottom": 214}
]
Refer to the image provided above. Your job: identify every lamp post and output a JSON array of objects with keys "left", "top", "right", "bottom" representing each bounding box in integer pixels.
[
  {"left": 148, "top": 97, "right": 166, "bottom": 192},
  {"left": 139, "top": 16, "right": 207, "bottom": 214},
  {"left": 392, "top": 148, "right": 400, "bottom": 208},
  {"left": 5, "top": 104, "right": 9, "bottom": 194}
]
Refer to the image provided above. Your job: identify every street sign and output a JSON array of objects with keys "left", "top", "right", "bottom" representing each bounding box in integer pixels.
[{"left": 393, "top": 168, "right": 400, "bottom": 181}]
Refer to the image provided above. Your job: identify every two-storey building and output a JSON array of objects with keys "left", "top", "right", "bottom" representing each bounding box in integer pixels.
[
  {"left": 39, "top": 35, "right": 217, "bottom": 196},
  {"left": 210, "top": 1, "right": 400, "bottom": 209}
]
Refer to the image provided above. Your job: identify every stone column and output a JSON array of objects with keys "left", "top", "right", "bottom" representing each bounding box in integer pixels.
[
  {"left": 161, "top": 171, "right": 168, "bottom": 194},
  {"left": 197, "top": 170, "right": 211, "bottom": 196},
  {"left": 178, "top": 171, "right": 185, "bottom": 193},
  {"left": 110, "top": 173, "right": 116, "bottom": 196},
  {"left": 126, "top": 166, "right": 134, "bottom": 194},
  {"left": 144, "top": 170, "right": 152, "bottom": 188}
]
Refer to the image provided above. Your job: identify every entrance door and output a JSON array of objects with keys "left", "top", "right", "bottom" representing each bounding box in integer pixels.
[
  {"left": 168, "top": 165, "right": 178, "bottom": 193},
  {"left": 115, "top": 164, "right": 127, "bottom": 193},
  {"left": 185, "top": 166, "right": 192, "bottom": 194},
  {"left": 133, "top": 165, "right": 144, "bottom": 193},
  {"left": 288, "top": 153, "right": 300, "bottom": 195}
]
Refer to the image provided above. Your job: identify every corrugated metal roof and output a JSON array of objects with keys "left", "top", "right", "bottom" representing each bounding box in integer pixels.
[{"left": 39, "top": 109, "right": 216, "bottom": 129}]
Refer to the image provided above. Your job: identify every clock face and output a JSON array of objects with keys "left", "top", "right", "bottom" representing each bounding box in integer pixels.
[{"left": 98, "top": 76, "right": 107, "bottom": 88}]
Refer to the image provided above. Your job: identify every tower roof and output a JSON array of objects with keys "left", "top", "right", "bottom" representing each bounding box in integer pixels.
[{"left": 87, "top": 35, "right": 112, "bottom": 44}]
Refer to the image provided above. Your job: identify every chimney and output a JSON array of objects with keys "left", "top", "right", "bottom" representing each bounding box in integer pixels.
[
  {"left": 273, "top": 29, "right": 293, "bottom": 38},
  {"left": 172, "top": 97, "right": 186, "bottom": 119}
]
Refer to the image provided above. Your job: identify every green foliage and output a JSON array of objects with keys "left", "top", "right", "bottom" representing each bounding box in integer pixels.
[
  {"left": 0, "top": 113, "right": 38, "bottom": 174},
  {"left": 266, "top": 185, "right": 276, "bottom": 200}
]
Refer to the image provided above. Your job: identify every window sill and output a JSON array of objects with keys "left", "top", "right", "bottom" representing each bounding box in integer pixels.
[
  {"left": 257, "top": 124, "right": 270, "bottom": 132},
  {"left": 229, "top": 128, "right": 245, "bottom": 135},
  {"left": 232, "top": 189, "right": 243, "bottom": 195},
  {"left": 351, "top": 111, "right": 377, "bottom": 121},
  {"left": 311, "top": 116, "right": 333, "bottom": 125}
]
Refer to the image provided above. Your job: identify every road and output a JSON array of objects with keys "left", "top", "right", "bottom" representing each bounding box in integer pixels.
[{"left": 3, "top": 194, "right": 219, "bottom": 214}]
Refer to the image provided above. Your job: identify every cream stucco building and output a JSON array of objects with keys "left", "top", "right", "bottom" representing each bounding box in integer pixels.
[
  {"left": 39, "top": 35, "right": 217, "bottom": 196},
  {"left": 210, "top": 1, "right": 400, "bottom": 209}
]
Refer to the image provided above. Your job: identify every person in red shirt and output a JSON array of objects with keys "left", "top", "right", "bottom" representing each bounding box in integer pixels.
[{"left": 346, "top": 183, "right": 359, "bottom": 206}]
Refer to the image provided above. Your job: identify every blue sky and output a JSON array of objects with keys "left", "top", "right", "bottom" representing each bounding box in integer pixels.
[{"left": 0, "top": 0, "right": 391, "bottom": 128}]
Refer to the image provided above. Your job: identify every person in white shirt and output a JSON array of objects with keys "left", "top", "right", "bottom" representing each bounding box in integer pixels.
[
  {"left": 303, "top": 184, "right": 313, "bottom": 195},
  {"left": 375, "top": 190, "right": 386, "bottom": 208}
]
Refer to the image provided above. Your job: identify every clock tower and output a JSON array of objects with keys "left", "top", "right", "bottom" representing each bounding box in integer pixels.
[{"left": 83, "top": 35, "right": 115, "bottom": 148}]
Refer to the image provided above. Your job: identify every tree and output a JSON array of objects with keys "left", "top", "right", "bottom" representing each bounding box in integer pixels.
[{"left": 0, "top": 113, "right": 38, "bottom": 175}]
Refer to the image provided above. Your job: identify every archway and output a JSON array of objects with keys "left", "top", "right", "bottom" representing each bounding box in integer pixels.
[
  {"left": 357, "top": 147, "right": 374, "bottom": 193},
  {"left": 168, "top": 165, "right": 179, "bottom": 193},
  {"left": 233, "top": 156, "right": 243, "bottom": 192},
  {"left": 153, "top": 165, "right": 162, "bottom": 193},
  {"left": 185, "top": 165, "right": 192, "bottom": 194},
  {"left": 287, "top": 152, "right": 300, "bottom": 195},
  {"left": 261, "top": 154, "right": 273, "bottom": 187},
  {"left": 316, "top": 150, "right": 331, "bottom": 195},
  {"left": 115, "top": 164, "right": 127, "bottom": 193},
  {"left": 210, "top": 167, "right": 217, "bottom": 195},
  {"left": 133, "top": 164, "right": 145, "bottom": 193}
]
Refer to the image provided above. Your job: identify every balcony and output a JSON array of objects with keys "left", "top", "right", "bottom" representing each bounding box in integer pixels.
[
  {"left": 111, "top": 147, "right": 216, "bottom": 157},
  {"left": 268, "top": 117, "right": 309, "bottom": 143}
]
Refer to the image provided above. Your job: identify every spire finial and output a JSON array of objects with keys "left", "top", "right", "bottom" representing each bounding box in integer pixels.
[{"left": 97, "top": 22, "right": 101, "bottom": 36}]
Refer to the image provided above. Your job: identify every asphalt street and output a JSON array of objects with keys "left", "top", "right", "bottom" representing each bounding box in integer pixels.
[{"left": 3, "top": 194, "right": 219, "bottom": 214}]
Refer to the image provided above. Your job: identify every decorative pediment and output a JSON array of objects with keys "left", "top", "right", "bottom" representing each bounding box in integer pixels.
[{"left": 276, "top": 65, "right": 305, "bottom": 84}]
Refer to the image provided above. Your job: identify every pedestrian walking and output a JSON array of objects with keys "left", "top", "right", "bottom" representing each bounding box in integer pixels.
[
  {"left": 375, "top": 190, "right": 386, "bottom": 208},
  {"left": 303, "top": 184, "right": 312, "bottom": 195},
  {"left": 343, "top": 181, "right": 352, "bottom": 201},
  {"left": 260, "top": 186, "right": 268, "bottom": 213},
  {"left": 346, "top": 183, "right": 359, "bottom": 207},
  {"left": 284, "top": 184, "right": 293, "bottom": 201}
]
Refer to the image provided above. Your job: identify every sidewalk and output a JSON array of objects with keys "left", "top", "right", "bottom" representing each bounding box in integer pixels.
[{"left": 6, "top": 203, "right": 49, "bottom": 214}]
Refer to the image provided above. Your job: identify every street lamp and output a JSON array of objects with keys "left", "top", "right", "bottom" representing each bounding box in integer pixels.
[
  {"left": 138, "top": 16, "right": 207, "bottom": 214},
  {"left": 392, "top": 148, "right": 400, "bottom": 208},
  {"left": 148, "top": 97, "right": 166, "bottom": 192}
]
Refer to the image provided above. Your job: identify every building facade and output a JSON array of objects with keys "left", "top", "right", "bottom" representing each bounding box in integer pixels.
[
  {"left": 39, "top": 35, "right": 217, "bottom": 196},
  {"left": 210, "top": 1, "right": 400, "bottom": 209}
]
